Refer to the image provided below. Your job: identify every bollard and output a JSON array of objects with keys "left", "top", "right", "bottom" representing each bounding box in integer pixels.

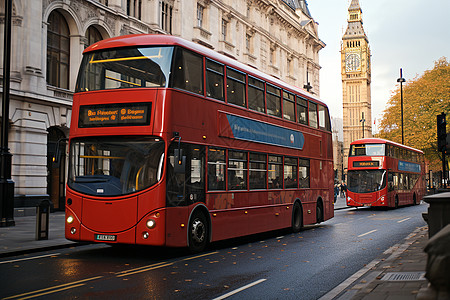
[
  {"left": 423, "top": 192, "right": 450, "bottom": 238},
  {"left": 417, "top": 225, "right": 450, "bottom": 300},
  {"left": 36, "top": 200, "right": 50, "bottom": 240}
]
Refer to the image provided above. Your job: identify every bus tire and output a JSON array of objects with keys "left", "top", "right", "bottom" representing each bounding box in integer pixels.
[
  {"left": 188, "top": 210, "right": 208, "bottom": 253},
  {"left": 292, "top": 202, "right": 303, "bottom": 233},
  {"left": 316, "top": 200, "right": 324, "bottom": 223},
  {"left": 413, "top": 193, "right": 418, "bottom": 205}
]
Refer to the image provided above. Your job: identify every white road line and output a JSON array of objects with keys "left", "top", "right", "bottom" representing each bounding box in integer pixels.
[
  {"left": 212, "top": 279, "right": 267, "bottom": 300},
  {"left": 398, "top": 217, "right": 411, "bottom": 223},
  {"left": 358, "top": 230, "right": 377, "bottom": 237},
  {"left": 0, "top": 253, "right": 60, "bottom": 264}
]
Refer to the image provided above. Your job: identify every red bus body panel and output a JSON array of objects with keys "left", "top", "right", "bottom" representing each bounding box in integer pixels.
[
  {"left": 347, "top": 138, "right": 426, "bottom": 208},
  {"left": 66, "top": 35, "right": 334, "bottom": 248}
]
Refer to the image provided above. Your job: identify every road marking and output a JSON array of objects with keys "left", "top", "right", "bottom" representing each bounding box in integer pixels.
[
  {"left": 358, "top": 230, "right": 377, "bottom": 237},
  {"left": 212, "top": 279, "right": 267, "bottom": 300},
  {"left": 3, "top": 276, "right": 103, "bottom": 300},
  {"left": 182, "top": 251, "right": 218, "bottom": 261},
  {"left": 276, "top": 236, "right": 284, "bottom": 239},
  {"left": 116, "top": 251, "right": 218, "bottom": 277},
  {"left": 116, "top": 262, "right": 174, "bottom": 277},
  {"left": 398, "top": 217, "right": 411, "bottom": 223},
  {"left": 0, "top": 253, "right": 60, "bottom": 265}
]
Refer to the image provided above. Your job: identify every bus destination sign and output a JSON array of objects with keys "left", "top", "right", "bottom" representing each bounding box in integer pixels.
[
  {"left": 79, "top": 102, "right": 151, "bottom": 128},
  {"left": 353, "top": 161, "right": 380, "bottom": 168}
]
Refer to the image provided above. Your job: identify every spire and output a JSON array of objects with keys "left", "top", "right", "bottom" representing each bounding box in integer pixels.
[
  {"left": 348, "top": 0, "right": 362, "bottom": 12},
  {"left": 343, "top": 0, "right": 367, "bottom": 40}
]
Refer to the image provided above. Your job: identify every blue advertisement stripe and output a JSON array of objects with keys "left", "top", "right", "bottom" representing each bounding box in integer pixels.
[
  {"left": 398, "top": 160, "right": 421, "bottom": 173},
  {"left": 226, "top": 114, "right": 304, "bottom": 150}
]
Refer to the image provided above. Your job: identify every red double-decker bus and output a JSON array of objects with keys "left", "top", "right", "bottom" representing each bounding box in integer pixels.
[
  {"left": 347, "top": 138, "right": 426, "bottom": 208},
  {"left": 65, "top": 34, "right": 334, "bottom": 252}
]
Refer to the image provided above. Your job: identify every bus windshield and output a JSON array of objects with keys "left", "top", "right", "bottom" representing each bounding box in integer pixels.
[
  {"left": 350, "top": 144, "right": 385, "bottom": 156},
  {"left": 347, "top": 170, "right": 387, "bottom": 193},
  {"left": 68, "top": 137, "right": 165, "bottom": 196},
  {"left": 75, "top": 46, "right": 174, "bottom": 92}
]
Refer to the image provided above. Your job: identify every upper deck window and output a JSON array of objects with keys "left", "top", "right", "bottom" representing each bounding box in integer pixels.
[
  {"left": 75, "top": 46, "right": 174, "bottom": 92},
  {"left": 227, "top": 68, "right": 246, "bottom": 107},
  {"left": 206, "top": 59, "right": 225, "bottom": 100},
  {"left": 350, "top": 144, "right": 386, "bottom": 156}
]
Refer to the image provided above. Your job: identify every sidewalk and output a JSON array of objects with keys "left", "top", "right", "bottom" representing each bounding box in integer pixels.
[
  {"left": 0, "top": 211, "right": 79, "bottom": 257},
  {"left": 322, "top": 226, "right": 430, "bottom": 300}
]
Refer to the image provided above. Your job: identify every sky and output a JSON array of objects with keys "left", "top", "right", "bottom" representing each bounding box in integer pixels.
[{"left": 306, "top": 0, "right": 450, "bottom": 133}]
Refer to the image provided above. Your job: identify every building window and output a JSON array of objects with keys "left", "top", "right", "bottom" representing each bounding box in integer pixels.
[
  {"left": 197, "top": 4, "right": 204, "bottom": 28},
  {"left": 127, "top": 0, "right": 142, "bottom": 19},
  {"left": 47, "top": 10, "right": 70, "bottom": 89},
  {"left": 245, "top": 33, "right": 252, "bottom": 53},
  {"left": 84, "top": 26, "right": 102, "bottom": 49},
  {"left": 160, "top": 1, "right": 173, "bottom": 33},
  {"left": 221, "top": 19, "right": 228, "bottom": 41}
]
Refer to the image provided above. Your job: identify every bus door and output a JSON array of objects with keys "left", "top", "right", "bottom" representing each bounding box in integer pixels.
[{"left": 166, "top": 142, "right": 205, "bottom": 207}]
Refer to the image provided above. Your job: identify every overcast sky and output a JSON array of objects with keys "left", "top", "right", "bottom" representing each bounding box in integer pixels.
[{"left": 306, "top": 0, "right": 450, "bottom": 132}]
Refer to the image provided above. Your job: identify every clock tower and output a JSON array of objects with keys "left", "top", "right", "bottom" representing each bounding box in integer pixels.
[{"left": 341, "top": 0, "right": 372, "bottom": 172}]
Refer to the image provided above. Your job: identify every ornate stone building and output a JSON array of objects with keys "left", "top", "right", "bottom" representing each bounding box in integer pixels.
[
  {"left": 341, "top": 0, "right": 372, "bottom": 173},
  {"left": 0, "top": 0, "right": 324, "bottom": 213}
]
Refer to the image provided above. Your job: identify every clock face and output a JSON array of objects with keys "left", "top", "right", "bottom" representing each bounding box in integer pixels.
[{"left": 345, "top": 53, "right": 361, "bottom": 72}]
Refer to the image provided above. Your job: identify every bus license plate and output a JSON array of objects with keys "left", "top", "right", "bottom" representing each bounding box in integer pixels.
[{"left": 95, "top": 234, "right": 116, "bottom": 241}]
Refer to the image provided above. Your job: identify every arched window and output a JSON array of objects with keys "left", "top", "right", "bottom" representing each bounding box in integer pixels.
[
  {"left": 47, "top": 10, "right": 70, "bottom": 89},
  {"left": 84, "top": 26, "right": 102, "bottom": 48}
]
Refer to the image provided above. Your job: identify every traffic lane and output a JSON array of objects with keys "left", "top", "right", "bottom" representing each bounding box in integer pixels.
[
  {"left": 0, "top": 203, "right": 427, "bottom": 299},
  {"left": 219, "top": 203, "right": 428, "bottom": 299}
]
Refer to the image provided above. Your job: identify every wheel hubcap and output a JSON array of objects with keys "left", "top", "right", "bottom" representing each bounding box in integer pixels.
[{"left": 191, "top": 219, "right": 205, "bottom": 244}]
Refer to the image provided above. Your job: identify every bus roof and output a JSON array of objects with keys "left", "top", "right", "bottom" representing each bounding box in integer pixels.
[
  {"left": 83, "top": 34, "right": 327, "bottom": 107},
  {"left": 350, "top": 138, "right": 424, "bottom": 154}
]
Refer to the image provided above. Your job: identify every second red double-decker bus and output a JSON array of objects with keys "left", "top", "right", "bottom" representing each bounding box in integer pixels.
[
  {"left": 65, "top": 34, "right": 334, "bottom": 252},
  {"left": 347, "top": 138, "right": 426, "bottom": 208}
]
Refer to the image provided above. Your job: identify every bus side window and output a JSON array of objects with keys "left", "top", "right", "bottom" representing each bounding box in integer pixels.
[
  {"left": 299, "top": 159, "right": 310, "bottom": 188},
  {"left": 171, "top": 47, "right": 203, "bottom": 95}
]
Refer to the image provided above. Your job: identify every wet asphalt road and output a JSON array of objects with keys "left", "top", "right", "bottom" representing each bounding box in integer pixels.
[{"left": 0, "top": 203, "right": 427, "bottom": 300}]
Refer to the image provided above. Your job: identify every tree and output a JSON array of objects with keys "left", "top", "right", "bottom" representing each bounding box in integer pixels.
[{"left": 376, "top": 57, "right": 450, "bottom": 170}]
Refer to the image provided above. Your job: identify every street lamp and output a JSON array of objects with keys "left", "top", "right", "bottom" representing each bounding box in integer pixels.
[
  {"left": 0, "top": 0, "right": 15, "bottom": 227},
  {"left": 303, "top": 71, "right": 312, "bottom": 92},
  {"left": 397, "top": 68, "right": 406, "bottom": 145},
  {"left": 360, "top": 112, "right": 365, "bottom": 138}
]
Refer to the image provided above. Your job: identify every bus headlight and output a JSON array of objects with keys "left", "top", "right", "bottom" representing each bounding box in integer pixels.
[
  {"left": 142, "top": 232, "right": 149, "bottom": 239},
  {"left": 67, "top": 215, "right": 74, "bottom": 224},
  {"left": 146, "top": 219, "right": 156, "bottom": 229}
]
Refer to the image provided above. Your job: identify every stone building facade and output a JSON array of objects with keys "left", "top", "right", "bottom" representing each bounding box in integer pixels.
[{"left": 0, "top": 0, "right": 324, "bottom": 212}]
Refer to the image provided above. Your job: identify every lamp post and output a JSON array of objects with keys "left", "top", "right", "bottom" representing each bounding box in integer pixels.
[
  {"left": 360, "top": 112, "right": 365, "bottom": 138},
  {"left": 0, "top": 0, "right": 15, "bottom": 227},
  {"left": 303, "top": 71, "right": 312, "bottom": 92},
  {"left": 397, "top": 68, "right": 406, "bottom": 145}
]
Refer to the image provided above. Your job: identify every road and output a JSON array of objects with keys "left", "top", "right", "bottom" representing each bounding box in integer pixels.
[{"left": 0, "top": 203, "right": 427, "bottom": 300}]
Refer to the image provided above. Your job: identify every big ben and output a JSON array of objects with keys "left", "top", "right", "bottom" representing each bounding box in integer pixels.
[{"left": 341, "top": 0, "right": 372, "bottom": 172}]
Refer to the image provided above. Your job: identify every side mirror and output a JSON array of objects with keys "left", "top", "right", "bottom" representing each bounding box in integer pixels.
[
  {"left": 174, "top": 148, "right": 186, "bottom": 174},
  {"left": 52, "top": 138, "right": 68, "bottom": 168}
]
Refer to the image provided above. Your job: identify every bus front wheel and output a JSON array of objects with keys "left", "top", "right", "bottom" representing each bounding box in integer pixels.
[{"left": 188, "top": 210, "right": 208, "bottom": 253}]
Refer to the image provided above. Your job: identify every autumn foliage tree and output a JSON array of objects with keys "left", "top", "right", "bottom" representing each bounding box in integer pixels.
[{"left": 376, "top": 57, "right": 450, "bottom": 170}]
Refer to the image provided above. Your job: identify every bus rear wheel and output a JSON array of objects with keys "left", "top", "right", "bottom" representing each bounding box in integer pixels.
[
  {"left": 188, "top": 210, "right": 208, "bottom": 253},
  {"left": 292, "top": 202, "right": 302, "bottom": 233},
  {"left": 316, "top": 201, "right": 324, "bottom": 223}
]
